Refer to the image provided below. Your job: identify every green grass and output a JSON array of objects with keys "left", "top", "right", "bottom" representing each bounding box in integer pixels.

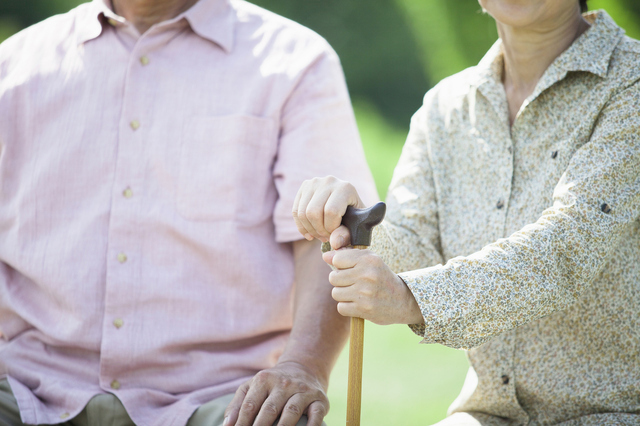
[
  {"left": 324, "top": 324, "right": 469, "bottom": 425},
  {"left": 350, "top": 99, "right": 406, "bottom": 200},
  {"left": 323, "top": 102, "right": 470, "bottom": 425}
]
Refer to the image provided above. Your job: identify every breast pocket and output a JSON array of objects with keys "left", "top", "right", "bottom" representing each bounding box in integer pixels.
[{"left": 177, "top": 115, "right": 278, "bottom": 224}]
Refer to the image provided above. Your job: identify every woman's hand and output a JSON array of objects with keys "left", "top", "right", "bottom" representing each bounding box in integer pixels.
[
  {"left": 292, "top": 176, "right": 365, "bottom": 244},
  {"left": 323, "top": 248, "right": 424, "bottom": 325}
]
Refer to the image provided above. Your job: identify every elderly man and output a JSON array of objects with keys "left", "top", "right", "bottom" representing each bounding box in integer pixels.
[{"left": 0, "top": 0, "right": 377, "bottom": 425}]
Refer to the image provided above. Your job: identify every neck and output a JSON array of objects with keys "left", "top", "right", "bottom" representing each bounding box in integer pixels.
[
  {"left": 498, "top": 9, "right": 589, "bottom": 125},
  {"left": 111, "top": 0, "right": 199, "bottom": 34}
]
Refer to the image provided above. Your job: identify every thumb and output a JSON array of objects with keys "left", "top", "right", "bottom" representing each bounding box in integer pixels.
[{"left": 330, "top": 225, "right": 351, "bottom": 250}]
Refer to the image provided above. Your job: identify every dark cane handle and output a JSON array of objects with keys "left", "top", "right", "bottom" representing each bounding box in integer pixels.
[{"left": 341, "top": 202, "right": 386, "bottom": 247}]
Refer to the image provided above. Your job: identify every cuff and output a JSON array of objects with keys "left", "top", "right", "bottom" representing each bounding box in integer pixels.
[{"left": 399, "top": 266, "right": 492, "bottom": 350}]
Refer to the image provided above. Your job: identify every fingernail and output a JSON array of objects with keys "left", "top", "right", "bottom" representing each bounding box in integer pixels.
[
  {"left": 339, "top": 235, "right": 346, "bottom": 247},
  {"left": 304, "top": 233, "right": 313, "bottom": 241},
  {"left": 223, "top": 416, "right": 230, "bottom": 426}
]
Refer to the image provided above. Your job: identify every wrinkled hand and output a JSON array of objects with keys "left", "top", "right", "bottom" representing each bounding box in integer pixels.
[
  {"left": 323, "top": 249, "right": 424, "bottom": 326},
  {"left": 224, "top": 361, "right": 329, "bottom": 426},
  {"left": 293, "top": 176, "right": 365, "bottom": 243}
]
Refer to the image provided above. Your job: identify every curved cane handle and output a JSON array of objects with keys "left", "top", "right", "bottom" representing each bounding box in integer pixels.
[{"left": 341, "top": 202, "right": 386, "bottom": 247}]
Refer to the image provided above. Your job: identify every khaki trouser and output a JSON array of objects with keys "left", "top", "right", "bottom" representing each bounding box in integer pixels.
[{"left": 0, "top": 380, "right": 309, "bottom": 426}]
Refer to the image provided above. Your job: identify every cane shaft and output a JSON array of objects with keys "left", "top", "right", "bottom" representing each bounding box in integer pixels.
[
  {"left": 346, "top": 244, "right": 368, "bottom": 426},
  {"left": 341, "top": 202, "right": 386, "bottom": 426},
  {"left": 346, "top": 316, "right": 364, "bottom": 425}
]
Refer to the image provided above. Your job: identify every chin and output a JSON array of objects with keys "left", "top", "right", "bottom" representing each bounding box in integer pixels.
[{"left": 478, "top": 0, "right": 551, "bottom": 28}]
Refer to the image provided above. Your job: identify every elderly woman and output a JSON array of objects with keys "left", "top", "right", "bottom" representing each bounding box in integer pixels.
[{"left": 293, "top": 0, "right": 640, "bottom": 424}]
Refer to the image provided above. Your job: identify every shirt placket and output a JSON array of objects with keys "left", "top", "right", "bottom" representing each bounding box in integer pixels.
[
  {"left": 98, "top": 27, "right": 168, "bottom": 394},
  {"left": 474, "top": 83, "right": 531, "bottom": 421},
  {"left": 477, "top": 81, "right": 514, "bottom": 241},
  {"left": 503, "top": 97, "right": 545, "bottom": 424}
]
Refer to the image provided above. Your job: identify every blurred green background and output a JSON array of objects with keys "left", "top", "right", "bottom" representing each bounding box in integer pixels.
[{"left": 2, "top": 1, "right": 639, "bottom": 424}]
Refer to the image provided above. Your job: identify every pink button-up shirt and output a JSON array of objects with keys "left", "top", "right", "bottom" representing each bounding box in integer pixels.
[{"left": 0, "top": 0, "right": 377, "bottom": 424}]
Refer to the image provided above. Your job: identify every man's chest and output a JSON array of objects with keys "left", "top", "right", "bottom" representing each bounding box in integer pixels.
[{"left": 0, "top": 29, "right": 291, "bottom": 228}]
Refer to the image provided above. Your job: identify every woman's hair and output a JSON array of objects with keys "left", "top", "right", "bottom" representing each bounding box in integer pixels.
[{"left": 580, "top": 0, "right": 588, "bottom": 12}]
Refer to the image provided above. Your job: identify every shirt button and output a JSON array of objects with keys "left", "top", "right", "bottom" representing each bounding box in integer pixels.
[
  {"left": 110, "top": 380, "right": 121, "bottom": 390},
  {"left": 600, "top": 203, "right": 611, "bottom": 214},
  {"left": 551, "top": 150, "right": 558, "bottom": 159},
  {"left": 117, "top": 253, "right": 128, "bottom": 263},
  {"left": 123, "top": 188, "right": 133, "bottom": 198},
  {"left": 130, "top": 120, "right": 140, "bottom": 131},
  {"left": 60, "top": 412, "right": 70, "bottom": 419},
  {"left": 501, "top": 375, "right": 510, "bottom": 385},
  {"left": 113, "top": 318, "right": 124, "bottom": 329},
  {"left": 140, "top": 55, "right": 150, "bottom": 66},
  {"left": 496, "top": 200, "right": 504, "bottom": 210}
]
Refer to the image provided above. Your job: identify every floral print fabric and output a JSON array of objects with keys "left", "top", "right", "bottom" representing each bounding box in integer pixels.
[{"left": 371, "top": 11, "right": 640, "bottom": 424}]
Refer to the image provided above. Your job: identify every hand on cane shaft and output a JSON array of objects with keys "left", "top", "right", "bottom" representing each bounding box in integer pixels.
[{"left": 322, "top": 246, "right": 423, "bottom": 326}]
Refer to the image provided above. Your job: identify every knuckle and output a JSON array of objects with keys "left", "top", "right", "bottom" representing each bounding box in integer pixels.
[
  {"left": 305, "top": 207, "right": 322, "bottom": 222},
  {"left": 361, "top": 253, "right": 377, "bottom": 267},
  {"left": 296, "top": 208, "right": 308, "bottom": 222},
  {"left": 338, "top": 181, "right": 353, "bottom": 192},
  {"left": 253, "top": 371, "right": 270, "bottom": 385},
  {"left": 363, "top": 303, "right": 374, "bottom": 316},
  {"left": 361, "top": 286, "right": 374, "bottom": 297},
  {"left": 240, "top": 399, "right": 258, "bottom": 413},
  {"left": 285, "top": 403, "right": 302, "bottom": 416},
  {"left": 262, "top": 401, "right": 279, "bottom": 415},
  {"left": 359, "top": 269, "right": 375, "bottom": 284},
  {"left": 323, "top": 204, "right": 341, "bottom": 218},
  {"left": 310, "top": 403, "right": 327, "bottom": 417},
  {"left": 296, "top": 382, "right": 310, "bottom": 393},
  {"left": 279, "top": 377, "right": 293, "bottom": 388}
]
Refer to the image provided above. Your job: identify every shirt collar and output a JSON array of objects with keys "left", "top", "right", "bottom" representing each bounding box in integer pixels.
[
  {"left": 75, "top": 0, "right": 235, "bottom": 53},
  {"left": 75, "top": 0, "right": 111, "bottom": 46},
  {"left": 471, "top": 10, "right": 625, "bottom": 119},
  {"left": 183, "top": 0, "right": 234, "bottom": 53},
  {"left": 476, "top": 10, "right": 624, "bottom": 84},
  {"left": 552, "top": 10, "right": 625, "bottom": 78}
]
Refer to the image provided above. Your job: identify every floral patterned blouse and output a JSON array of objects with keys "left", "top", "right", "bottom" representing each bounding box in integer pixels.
[{"left": 371, "top": 10, "right": 640, "bottom": 425}]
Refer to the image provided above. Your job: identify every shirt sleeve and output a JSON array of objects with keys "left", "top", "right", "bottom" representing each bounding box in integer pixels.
[
  {"left": 399, "top": 81, "right": 640, "bottom": 350},
  {"left": 369, "top": 95, "right": 444, "bottom": 274},
  {"left": 272, "top": 42, "right": 378, "bottom": 242}
]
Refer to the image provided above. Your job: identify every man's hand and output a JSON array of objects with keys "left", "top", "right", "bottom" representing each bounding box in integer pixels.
[
  {"left": 224, "top": 361, "right": 328, "bottom": 426},
  {"left": 292, "top": 176, "right": 365, "bottom": 243},
  {"left": 323, "top": 249, "right": 424, "bottom": 326}
]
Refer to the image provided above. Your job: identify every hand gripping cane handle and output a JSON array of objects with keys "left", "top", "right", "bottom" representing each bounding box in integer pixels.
[{"left": 341, "top": 202, "right": 386, "bottom": 426}]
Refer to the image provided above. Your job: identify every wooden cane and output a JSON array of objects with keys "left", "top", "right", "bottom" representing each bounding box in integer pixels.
[{"left": 340, "top": 202, "right": 386, "bottom": 426}]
